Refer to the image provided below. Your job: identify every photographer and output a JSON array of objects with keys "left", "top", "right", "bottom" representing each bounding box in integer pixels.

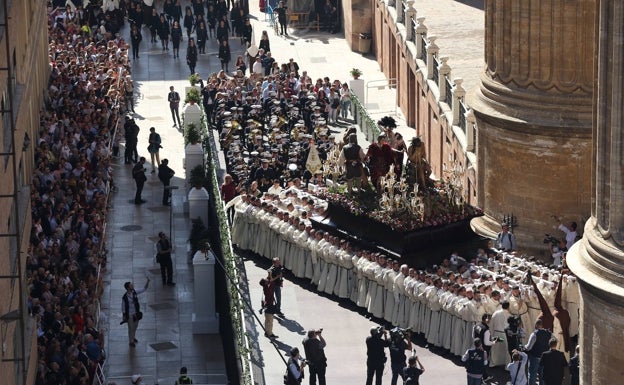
[
  {"left": 402, "top": 355, "right": 425, "bottom": 385},
  {"left": 366, "top": 326, "right": 391, "bottom": 385},
  {"left": 389, "top": 328, "right": 413, "bottom": 385},
  {"left": 302, "top": 329, "right": 327, "bottom": 385},
  {"left": 285, "top": 347, "right": 307, "bottom": 385}
]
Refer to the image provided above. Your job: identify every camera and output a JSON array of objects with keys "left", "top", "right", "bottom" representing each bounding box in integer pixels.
[
  {"left": 372, "top": 326, "right": 385, "bottom": 337},
  {"left": 543, "top": 233, "right": 559, "bottom": 246},
  {"left": 315, "top": 328, "right": 323, "bottom": 334},
  {"left": 389, "top": 327, "right": 411, "bottom": 340}
]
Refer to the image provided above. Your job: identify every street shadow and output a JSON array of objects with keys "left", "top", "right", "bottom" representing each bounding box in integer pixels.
[
  {"left": 275, "top": 316, "right": 306, "bottom": 335},
  {"left": 454, "top": 0, "right": 484, "bottom": 10}
]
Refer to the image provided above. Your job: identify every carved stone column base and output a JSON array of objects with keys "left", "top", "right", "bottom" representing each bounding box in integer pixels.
[{"left": 567, "top": 220, "right": 624, "bottom": 384}]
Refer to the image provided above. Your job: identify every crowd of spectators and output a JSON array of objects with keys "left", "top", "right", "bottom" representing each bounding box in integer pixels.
[{"left": 29, "top": 4, "right": 135, "bottom": 385}]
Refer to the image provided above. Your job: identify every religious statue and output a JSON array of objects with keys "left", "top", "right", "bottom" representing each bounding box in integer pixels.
[{"left": 406, "top": 137, "right": 430, "bottom": 189}]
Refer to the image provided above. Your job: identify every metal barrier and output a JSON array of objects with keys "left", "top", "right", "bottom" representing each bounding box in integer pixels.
[
  {"left": 98, "top": 373, "right": 227, "bottom": 385},
  {"left": 349, "top": 93, "right": 381, "bottom": 142},
  {"left": 365, "top": 78, "right": 398, "bottom": 116},
  {"left": 99, "top": 375, "right": 157, "bottom": 385}
]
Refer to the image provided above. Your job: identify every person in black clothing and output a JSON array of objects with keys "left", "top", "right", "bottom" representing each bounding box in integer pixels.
[
  {"left": 158, "top": 159, "right": 175, "bottom": 206},
  {"left": 268, "top": 257, "right": 284, "bottom": 315},
  {"left": 168, "top": 86, "right": 182, "bottom": 127},
  {"left": 164, "top": 0, "right": 175, "bottom": 25},
  {"left": 389, "top": 329, "right": 412, "bottom": 385},
  {"left": 199, "top": 79, "right": 217, "bottom": 123},
  {"left": 366, "top": 326, "right": 391, "bottom": 385},
  {"left": 187, "top": 37, "right": 199, "bottom": 74},
  {"left": 193, "top": 0, "right": 206, "bottom": 18},
  {"left": 206, "top": 4, "right": 217, "bottom": 38},
  {"left": 569, "top": 345, "right": 579, "bottom": 385},
  {"left": 171, "top": 0, "right": 183, "bottom": 25},
  {"left": 461, "top": 338, "right": 488, "bottom": 385},
  {"left": 302, "top": 329, "right": 327, "bottom": 385},
  {"left": 175, "top": 366, "right": 193, "bottom": 385},
  {"left": 196, "top": 21, "right": 208, "bottom": 53},
  {"left": 124, "top": 117, "right": 139, "bottom": 164},
  {"left": 218, "top": 39, "right": 231, "bottom": 72},
  {"left": 130, "top": 23, "right": 142, "bottom": 59},
  {"left": 148, "top": 8, "right": 160, "bottom": 42},
  {"left": 242, "top": 18, "right": 253, "bottom": 47},
  {"left": 157, "top": 13, "right": 170, "bottom": 51},
  {"left": 156, "top": 231, "right": 175, "bottom": 286},
  {"left": 275, "top": 1, "right": 288, "bottom": 36},
  {"left": 171, "top": 20, "right": 183, "bottom": 59},
  {"left": 132, "top": 157, "right": 147, "bottom": 204},
  {"left": 259, "top": 30, "right": 271, "bottom": 52},
  {"left": 402, "top": 355, "right": 425, "bottom": 385},
  {"left": 183, "top": 6, "right": 195, "bottom": 38},
  {"left": 539, "top": 338, "right": 568, "bottom": 385},
  {"left": 216, "top": 18, "right": 229, "bottom": 42},
  {"left": 230, "top": 3, "right": 241, "bottom": 37}
]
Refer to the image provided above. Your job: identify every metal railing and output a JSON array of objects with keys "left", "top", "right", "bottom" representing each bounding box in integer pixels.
[
  {"left": 445, "top": 76, "right": 453, "bottom": 107},
  {"left": 432, "top": 56, "right": 440, "bottom": 85},
  {"left": 459, "top": 100, "right": 467, "bottom": 135},
  {"left": 350, "top": 93, "right": 381, "bottom": 142},
  {"left": 421, "top": 35, "right": 428, "bottom": 62},
  {"left": 410, "top": 17, "right": 417, "bottom": 44}
]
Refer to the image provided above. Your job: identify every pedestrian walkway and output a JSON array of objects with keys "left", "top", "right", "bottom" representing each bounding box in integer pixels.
[{"left": 99, "top": 1, "right": 494, "bottom": 384}]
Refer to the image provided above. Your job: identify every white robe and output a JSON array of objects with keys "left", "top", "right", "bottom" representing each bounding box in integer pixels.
[{"left": 489, "top": 309, "right": 511, "bottom": 367}]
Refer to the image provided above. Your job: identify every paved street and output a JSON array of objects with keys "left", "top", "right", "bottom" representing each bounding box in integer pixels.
[{"left": 98, "top": 1, "right": 502, "bottom": 384}]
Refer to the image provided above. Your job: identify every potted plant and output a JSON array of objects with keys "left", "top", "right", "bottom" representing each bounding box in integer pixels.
[
  {"left": 188, "top": 217, "right": 210, "bottom": 255},
  {"left": 350, "top": 68, "right": 363, "bottom": 79},
  {"left": 188, "top": 72, "right": 201, "bottom": 87},
  {"left": 185, "top": 122, "right": 200, "bottom": 145},
  {"left": 185, "top": 87, "right": 201, "bottom": 105}
]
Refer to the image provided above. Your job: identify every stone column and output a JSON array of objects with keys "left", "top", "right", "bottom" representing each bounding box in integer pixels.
[
  {"left": 567, "top": 1, "right": 624, "bottom": 383},
  {"left": 470, "top": 0, "right": 595, "bottom": 250}
]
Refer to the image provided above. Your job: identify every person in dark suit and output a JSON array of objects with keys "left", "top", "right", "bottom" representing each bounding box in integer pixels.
[
  {"left": 569, "top": 345, "right": 579, "bottom": 385},
  {"left": 158, "top": 159, "right": 175, "bottom": 206},
  {"left": 539, "top": 338, "right": 568, "bottom": 385},
  {"left": 132, "top": 157, "right": 147, "bottom": 204}
]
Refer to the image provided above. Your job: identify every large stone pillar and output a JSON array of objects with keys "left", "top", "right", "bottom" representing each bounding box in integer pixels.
[
  {"left": 470, "top": 0, "right": 595, "bottom": 251},
  {"left": 567, "top": 0, "right": 624, "bottom": 383}
]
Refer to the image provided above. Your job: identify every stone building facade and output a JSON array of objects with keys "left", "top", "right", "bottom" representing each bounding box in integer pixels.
[
  {"left": 0, "top": 1, "right": 49, "bottom": 385},
  {"left": 347, "top": 0, "right": 595, "bottom": 254}
]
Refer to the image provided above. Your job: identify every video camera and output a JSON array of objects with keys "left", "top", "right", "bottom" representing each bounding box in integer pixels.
[
  {"left": 389, "top": 327, "right": 412, "bottom": 340},
  {"left": 543, "top": 233, "right": 559, "bottom": 246}
]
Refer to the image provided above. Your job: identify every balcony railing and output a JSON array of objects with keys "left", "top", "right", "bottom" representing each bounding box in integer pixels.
[{"left": 445, "top": 76, "right": 453, "bottom": 107}]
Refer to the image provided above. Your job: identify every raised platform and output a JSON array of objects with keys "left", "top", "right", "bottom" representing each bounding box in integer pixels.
[{"left": 311, "top": 202, "right": 481, "bottom": 266}]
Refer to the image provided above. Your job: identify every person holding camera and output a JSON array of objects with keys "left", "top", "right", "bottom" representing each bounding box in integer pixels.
[
  {"left": 132, "top": 157, "right": 148, "bottom": 204},
  {"left": 285, "top": 347, "right": 307, "bottom": 385},
  {"left": 389, "top": 328, "right": 413, "bottom": 385},
  {"left": 402, "top": 355, "right": 425, "bottom": 385},
  {"left": 121, "top": 279, "right": 150, "bottom": 347},
  {"left": 302, "top": 329, "right": 327, "bottom": 385},
  {"left": 507, "top": 349, "right": 528, "bottom": 385},
  {"left": 268, "top": 257, "right": 285, "bottom": 317},
  {"left": 366, "top": 326, "right": 391, "bottom": 385}
]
